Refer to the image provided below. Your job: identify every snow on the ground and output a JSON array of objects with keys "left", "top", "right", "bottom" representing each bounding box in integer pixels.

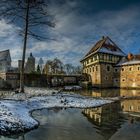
[
  {"left": 0, "top": 91, "right": 113, "bottom": 135},
  {"left": 64, "top": 85, "right": 82, "bottom": 90},
  {"left": 0, "top": 87, "right": 58, "bottom": 100}
]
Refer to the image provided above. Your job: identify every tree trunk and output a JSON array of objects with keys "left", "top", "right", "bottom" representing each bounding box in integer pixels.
[{"left": 19, "top": 1, "right": 30, "bottom": 93}]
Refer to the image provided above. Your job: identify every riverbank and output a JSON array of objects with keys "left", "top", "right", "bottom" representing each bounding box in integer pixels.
[{"left": 0, "top": 89, "right": 114, "bottom": 135}]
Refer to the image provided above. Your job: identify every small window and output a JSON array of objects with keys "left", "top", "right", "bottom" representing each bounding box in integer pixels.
[
  {"left": 109, "top": 55, "right": 112, "bottom": 61},
  {"left": 105, "top": 77, "right": 108, "bottom": 80},
  {"left": 121, "top": 105, "right": 124, "bottom": 109},
  {"left": 96, "top": 66, "right": 98, "bottom": 71},
  {"left": 122, "top": 78, "right": 125, "bottom": 82},
  {"left": 90, "top": 68, "right": 91, "bottom": 73},
  {"left": 114, "top": 68, "right": 118, "bottom": 72},
  {"left": 129, "top": 67, "right": 132, "bottom": 71},
  {"left": 129, "top": 106, "right": 133, "bottom": 111},
  {"left": 93, "top": 67, "right": 94, "bottom": 72},
  {"left": 87, "top": 69, "right": 88, "bottom": 73},
  {"left": 95, "top": 55, "right": 97, "bottom": 60},
  {"left": 107, "top": 65, "right": 110, "bottom": 71},
  {"left": 122, "top": 68, "right": 124, "bottom": 71},
  {"left": 100, "top": 54, "right": 104, "bottom": 60},
  {"left": 138, "top": 67, "right": 140, "bottom": 71}
]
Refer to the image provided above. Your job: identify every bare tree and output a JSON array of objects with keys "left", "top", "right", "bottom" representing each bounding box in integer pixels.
[
  {"left": 64, "top": 64, "right": 82, "bottom": 75},
  {"left": 64, "top": 64, "right": 74, "bottom": 75},
  {"left": 0, "top": 0, "right": 55, "bottom": 92},
  {"left": 53, "top": 58, "right": 64, "bottom": 74}
]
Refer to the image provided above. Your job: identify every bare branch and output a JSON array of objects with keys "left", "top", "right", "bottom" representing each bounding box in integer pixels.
[{"left": 28, "top": 30, "right": 57, "bottom": 41}]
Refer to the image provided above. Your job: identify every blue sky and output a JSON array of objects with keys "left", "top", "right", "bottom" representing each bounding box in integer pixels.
[{"left": 0, "top": 0, "right": 140, "bottom": 67}]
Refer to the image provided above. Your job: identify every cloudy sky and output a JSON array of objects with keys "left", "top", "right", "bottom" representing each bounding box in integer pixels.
[{"left": 0, "top": 0, "right": 140, "bottom": 67}]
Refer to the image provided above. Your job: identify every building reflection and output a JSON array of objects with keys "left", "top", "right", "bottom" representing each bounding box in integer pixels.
[
  {"left": 82, "top": 102, "right": 122, "bottom": 140},
  {"left": 120, "top": 90, "right": 140, "bottom": 97},
  {"left": 80, "top": 89, "right": 140, "bottom": 98},
  {"left": 80, "top": 89, "right": 120, "bottom": 97},
  {"left": 121, "top": 100, "right": 140, "bottom": 115},
  {"left": 82, "top": 98, "right": 140, "bottom": 140}
]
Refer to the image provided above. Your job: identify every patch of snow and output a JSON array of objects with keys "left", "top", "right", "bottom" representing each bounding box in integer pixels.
[
  {"left": 0, "top": 87, "right": 58, "bottom": 100},
  {"left": 99, "top": 47, "right": 125, "bottom": 56},
  {"left": 64, "top": 86, "right": 82, "bottom": 91},
  {"left": 116, "top": 60, "right": 140, "bottom": 66}
]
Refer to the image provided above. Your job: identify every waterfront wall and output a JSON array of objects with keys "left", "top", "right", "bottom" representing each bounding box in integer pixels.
[{"left": 0, "top": 73, "right": 82, "bottom": 89}]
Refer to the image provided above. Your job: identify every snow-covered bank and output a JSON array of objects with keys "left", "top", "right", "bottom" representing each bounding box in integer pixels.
[
  {"left": 0, "top": 93, "right": 113, "bottom": 135},
  {"left": 63, "top": 85, "right": 82, "bottom": 91}
]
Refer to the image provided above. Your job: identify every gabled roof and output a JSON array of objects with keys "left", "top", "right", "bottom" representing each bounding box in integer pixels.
[
  {"left": 0, "top": 49, "right": 11, "bottom": 61},
  {"left": 81, "top": 36, "right": 125, "bottom": 61}
]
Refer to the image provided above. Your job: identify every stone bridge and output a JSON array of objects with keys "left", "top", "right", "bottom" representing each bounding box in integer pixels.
[{"left": 3, "top": 73, "right": 88, "bottom": 88}]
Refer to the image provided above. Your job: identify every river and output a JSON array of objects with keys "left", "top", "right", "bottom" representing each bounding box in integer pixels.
[{"left": 0, "top": 89, "right": 140, "bottom": 140}]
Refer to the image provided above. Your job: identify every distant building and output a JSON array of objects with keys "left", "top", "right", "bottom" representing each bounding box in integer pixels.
[
  {"left": 38, "top": 58, "right": 44, "bottom": 73},
  {"left": 0, "top": 49, "right": 11, "bottom": 73},
  {"left": 43, "top": 63, "right": 50, "bottom": 74},
  {"left": 25, "top": 53, "right": 35, "bottom": 73},
  {"left": 0, "top": 49, "right": 12, "bottom": 88},
  {"left": 80, "top": 36, "right": 140, "bottom": 88}
]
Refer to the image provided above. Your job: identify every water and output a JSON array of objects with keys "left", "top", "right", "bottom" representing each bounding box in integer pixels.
[
  {"left": 1, "top": 89, "right": 140, "bottom": 140},
  {"left": 76, "top": 89, "right": 140, "bottom": 98}
]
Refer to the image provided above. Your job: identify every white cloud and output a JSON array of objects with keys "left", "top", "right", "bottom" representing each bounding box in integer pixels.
[
  {"left": 0, "top": 19, "right": 13, "bottom": 37},
  {"left": 29, "top": 37, "right": 74, "bottom": 53}
]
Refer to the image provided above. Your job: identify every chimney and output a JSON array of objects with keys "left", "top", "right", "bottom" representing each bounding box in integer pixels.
[{"left": 127, "top": 53, "right": 134, "bottom": 61}]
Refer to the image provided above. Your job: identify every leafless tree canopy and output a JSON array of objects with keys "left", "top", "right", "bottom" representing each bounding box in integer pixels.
[
  {"left": 0, "top": 0, "right": 55, "bottom": 40},
  {"left": 0, "top": 0, "right": 56, "bottom": 92},
  {"left": 43, "top": 58, "right": 82, "bottom": 75}
]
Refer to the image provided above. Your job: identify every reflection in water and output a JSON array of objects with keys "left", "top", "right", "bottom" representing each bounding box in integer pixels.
[
  {"left": 82, "top": 103, "right": 124, "bottom": 140},
  {"left": 83, "top": 100, "right": 140, "bottom": 140},
  {"left": 78, "top": 89, "right": 140, "bottom": 98},
  {"left": 26, "top": 108, "right": 104, "bottom": 140},
  {"left": 109, "top": 100, "right": 140, "bottom": 140},
  {"left": 121, "top": 100, "right": 140, "bottom": 116}
]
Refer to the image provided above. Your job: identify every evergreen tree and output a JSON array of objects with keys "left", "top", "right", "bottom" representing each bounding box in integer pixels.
[{"left": 37, "top": 64, "right": 41, "bottom": 74}]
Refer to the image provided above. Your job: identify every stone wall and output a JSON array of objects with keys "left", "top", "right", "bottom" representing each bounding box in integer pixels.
[
  {"left": 119, "top": 64, "right": 140, "bottom": 88},
  {"left": 83, "top": 61, "right": 140, "bottom": 89},
  {"left": 100, "top": 63, "right": 114, "bottom": 88},
  {"left": 83, "top": 64, "right": 101, "bottom": 87}
]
